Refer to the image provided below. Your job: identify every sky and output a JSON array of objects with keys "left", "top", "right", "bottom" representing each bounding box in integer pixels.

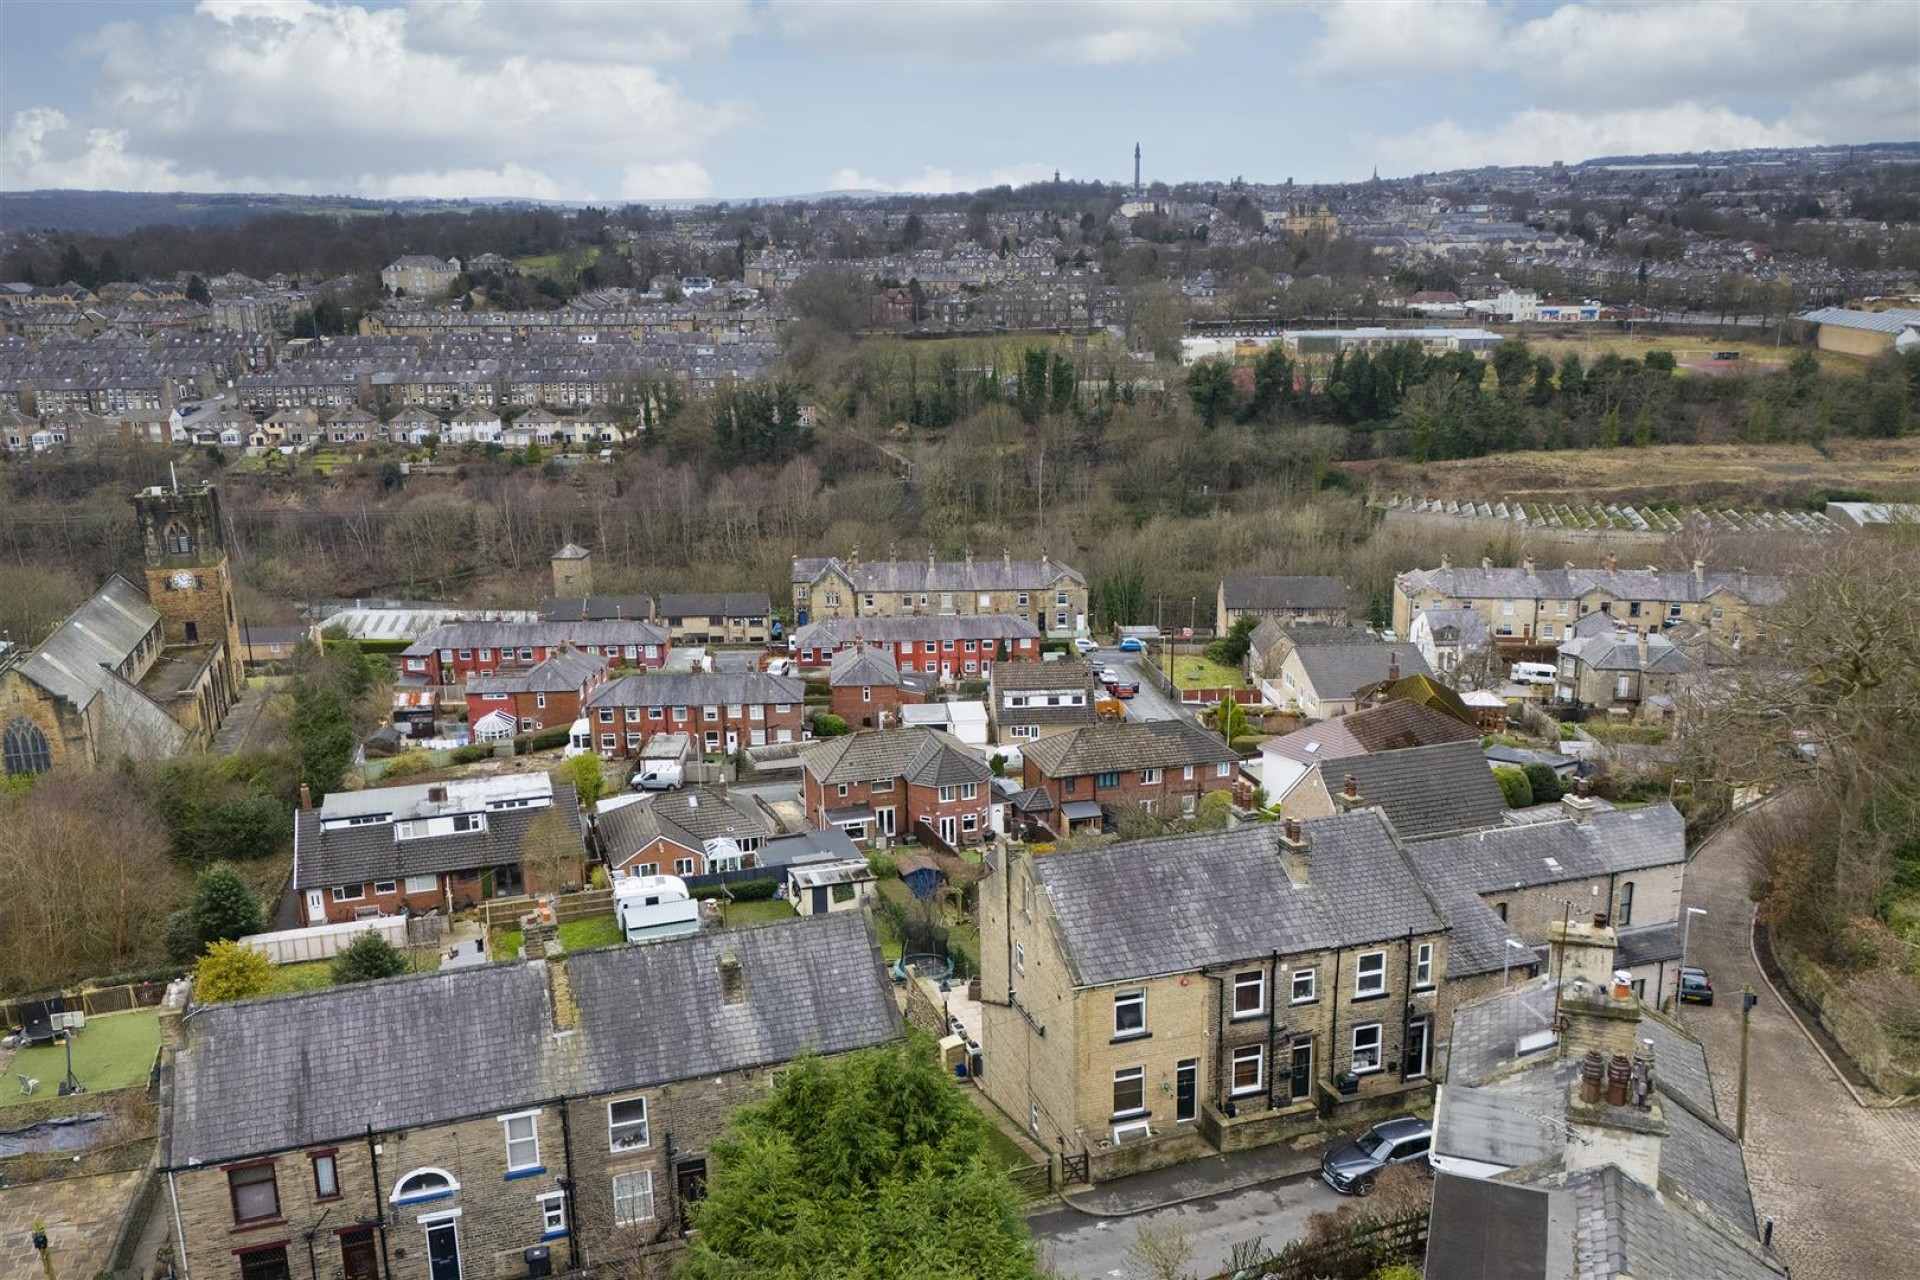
[{"left": 1, "top": 0, "right": 1915, "bottom": 202}]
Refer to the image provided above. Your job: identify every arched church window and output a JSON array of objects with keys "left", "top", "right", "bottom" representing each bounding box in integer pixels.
[{"left": 2, "top": 718, "right": 53, "bottom": 776}]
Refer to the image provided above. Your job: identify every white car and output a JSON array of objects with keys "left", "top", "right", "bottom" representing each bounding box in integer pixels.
[{"left": 1073, "top": 636, "right": 1099, "bottom": 654}]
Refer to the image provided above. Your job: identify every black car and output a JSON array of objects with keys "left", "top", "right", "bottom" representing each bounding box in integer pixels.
[
  {"left": 1320, "top": 1115, "right": 1432, "bottom": 1196},
  {"left": 1678, "top": 966, "right": 1715, "bottom": 1005}
]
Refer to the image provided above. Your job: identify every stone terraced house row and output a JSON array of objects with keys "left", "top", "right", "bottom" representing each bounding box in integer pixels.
[
  {"left": 160, "top": 911, "right": 902, "bottom": 1280},
  {"left": 792, "top": 551, "right": 1086, "bottom": 635}
]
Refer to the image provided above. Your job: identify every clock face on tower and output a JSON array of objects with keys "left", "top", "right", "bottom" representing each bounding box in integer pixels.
[{"left": 170, "top": 570, "right": 195, "bottom": 590}]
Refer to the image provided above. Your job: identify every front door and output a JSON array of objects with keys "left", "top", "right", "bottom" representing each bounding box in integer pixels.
[
  {"left": 1175, "top": 1059, "right": 1197, "bottom": 1123},
  {"left": 1404, "top": 1018, "right": 1430, "bottom": 1080},
  {"left": 425, "top": 1219, "right": 461, "bottom": 1280},
  {"left": 939, "top": 815, "right": 957, "bottom": 846},
  {"left": 725, "top": 731, "right": 738, "bottom": 753},
  {"left": 339, "top": 1231, "right": 378, "bottom": 1280},
  {"left": 305, "top": 889, "right": 325, "bottom": 924},
  {"left": 810, "top": 886, "right": 828, "bottom": 913},
  {"left": 877, "top": 807, "right": 895, "bottom": 837},
  {"left": 676, "top": 1157, "right": 709, "bottom": 1232},
  {"left": 1289, "top": 1038, "right": 1314, "bottom": 1102}
]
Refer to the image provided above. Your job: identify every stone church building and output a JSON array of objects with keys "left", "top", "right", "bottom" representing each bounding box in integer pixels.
[{"left": 0, "top": 483, "right": 245, "bottom": 777}]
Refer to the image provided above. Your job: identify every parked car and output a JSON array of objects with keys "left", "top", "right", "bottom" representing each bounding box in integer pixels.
[
  {"left": 1678, "top": 967, "right": 1715, "bottom": 1005},
  {"left": 1118, "top": 636, "right": 1145, "bottom": 652},
  {"left": 632, "top": 761, "right": 684, "bottom": 790},
  {"left": 1320, "top": 1116, "right": 1433, "bottom": 1196},
  {"left": 1072, "top": 636, "right": 1099, "bottom": 655},
  {"left": 1105, "top": 679, "right": 1139, "bottom": 699}
]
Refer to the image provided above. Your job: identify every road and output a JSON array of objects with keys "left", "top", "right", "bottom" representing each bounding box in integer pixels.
[
  {"left": 1683, "top": 804, "right": 1920, "bottom": 1279},
  {"left": 1030, "top": 1174, "right": 1345, "bottom": 1280},
  {"left": 1083, "top": 646, "right": 1193, "bottom": 726}
]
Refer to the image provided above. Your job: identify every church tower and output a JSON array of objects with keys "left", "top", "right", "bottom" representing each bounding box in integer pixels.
[{"left": 132, "top": 483, "right": 244, "bottom": 693}]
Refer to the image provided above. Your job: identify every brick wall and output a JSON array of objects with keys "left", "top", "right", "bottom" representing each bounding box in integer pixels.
[
  {"left": 831, "top": 681, "right": 903, "bottom": 729},
  {"left": 589, "top": 701, "right": 804, "bottom": 759}
]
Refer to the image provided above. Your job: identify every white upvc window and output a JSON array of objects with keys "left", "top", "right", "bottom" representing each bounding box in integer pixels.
[
  {"left": 1231, "top": 1044, "right": 1264, "bottom": 1095},
  {"left": 1415, "top": 943, "right": 1434, "bottom": 989},
  {"left": 1291, "top": 968, "right": 1317, "bottom": 1004},
  {"left": 608, "top": 1097, "right": 649, "bottom": 1150},
  {"left": 404, "top": 874, "right": 437, "bottom": 894},
  {"left": 1141, "top": 768, "right": 1161, "bottom": 785},
  {"left": 1351, "top": 1024, "right": 1383, "bottom": 1073},
  {"left": 1113, "top": 990, "right": 1146, "bottom": 1039},
  {"left": 612, "top": 1170, "right": 654, "bottom": 1225},
  {"left": 1355, "top": 951, "right": 1387, "bottom": 997},
  {"left": 500, "top": 1111, "right": 542, "bottom": 1173},
  {"left": 538, "top": 1191, "right": 567, "bottom": 1237},
  {"left": 1233, "top": 970, "right": 1264, "bottom": 1018}
]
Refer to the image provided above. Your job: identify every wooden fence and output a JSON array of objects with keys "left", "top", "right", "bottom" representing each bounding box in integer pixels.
[
  {"left": 480, "top": 888, "right": 615, "bottom": 934},
  {"left": 1208, "top": 1208, "right": 1428, "bottom": 1280}
]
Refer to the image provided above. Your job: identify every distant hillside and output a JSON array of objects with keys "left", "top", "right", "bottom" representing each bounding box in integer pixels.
[{"left": 0, "top": 189, "right": 551, "bottom": 236}]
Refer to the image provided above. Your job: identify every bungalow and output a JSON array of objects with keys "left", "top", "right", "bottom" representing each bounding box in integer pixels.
[
  {"left": 799, "top": 726, "right": 994, "bottom": 849},
  {"left": 1255, "top": 698, "right": 1481, "bottom": 809},
  {"left": 1276, "top": 739, "right": 1510, "bottom": 838},
  {"left": 1269, "top": 636, "right": 1433, "bottom": 719},
  {"left": 292, "top": 772, "right": 587, "bottom": 924},
  {"left": 595, "top": 785, "right": 778, "bottom": 878},
  {"left": 463, "top": 648, "right": 610, "bottom": 735},
  {"left": 1020, "top": 719, "right": 1241, "bottom": 836}
]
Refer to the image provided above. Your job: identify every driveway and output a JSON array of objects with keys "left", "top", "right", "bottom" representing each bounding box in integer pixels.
[
  {"left": 1683, "top": 806, "right": 1920, "bottom": 1279},
  {"left": 1030, "top": 1174, "right": 1346, "bottom": 1280},
  {"left": 1085, "top": 647, "right": 1192, "bottom": 725}
]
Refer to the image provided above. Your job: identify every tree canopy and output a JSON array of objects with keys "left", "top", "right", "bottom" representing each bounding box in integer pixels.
[{"left": 679, "top": 1039, "right": 1035, "bottom": 1280}]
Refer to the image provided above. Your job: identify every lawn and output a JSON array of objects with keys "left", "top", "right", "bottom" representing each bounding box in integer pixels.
[
  {"left": 267, "top": 961, "right": 336, "bottom": 995},
  {"left": 1170, "top": 654, "right": 1246, "bottom": 692},
  {"left": 558, "top": 915, "right": 623, "bottom": 950},
  {"left": 725, "top": 899, "right": 797, "bottom": 926},
  {"left": 1, "top": 1009, "right": 159, "bottom": 1106}
]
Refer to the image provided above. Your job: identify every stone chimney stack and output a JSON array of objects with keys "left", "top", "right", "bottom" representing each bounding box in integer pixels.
[
  {"left": 1561, "top": 776, "right": 1597, "bottom": 824},
  {"left": 1693, "top": 558, "right": 1706, "bottom": 589},
  {"left": 1278, "top": 817, "right": 1310, "bottom": 885},
  {"left": 1636, "top": 629, "right": 1650, "bottom": 665},
  {"left": 1003, "top": 548, "right": 1011, "bottom": 571},
  {"left": 1604, "top": 552, "right": 1618, "bottom": 573},
  {"left": 1522, "top": 556, "right": 1536, "bottom": 576},
  {"left": 1481, "top": 556, "right": 1493, "bottom": 571},
  {"left": 545, "top": 942, "right": 577, "bottom": 1032},
  {"left": 1335, "top": 774, "right": 1366, "bottom": 814},
  {"left": 1440, "top": 554, "right": 1451, "bottom": 570},
  {"left": 1386, "top": 653, "right": 1400, "bottom": 683},
  {"left": 1561, "top": 957, "right": 1667, "bottom": 1187},
  {"left": 720, "top": 951, "right": 746, "bottom": 1006},
  {"left": 298, "top": 783, "right": 312, "bottom": 812}
]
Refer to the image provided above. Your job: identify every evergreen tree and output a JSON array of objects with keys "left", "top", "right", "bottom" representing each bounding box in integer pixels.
[
  {"left": 195, "top": 940, "right": 273, "bottom": 1003},
  {"left": 331, "top": 931, "right": 409, "bottom": 985}
]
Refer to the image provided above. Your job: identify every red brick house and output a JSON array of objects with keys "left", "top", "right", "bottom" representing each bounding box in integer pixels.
[
  {"left": 462, "top": 647, "right": 608, "bottom": 735},
  {"left": 293, "top": 773, "right": 586, "bottom": 924},
  {"left": 584, "top": 672, "right": 807, "bottom": 759},
  {"left": 1021, "top": 719, "right": 1242, "bottom": 837},
  {"left": 400, "top": 620, "right": 670, "bottom": 687},
  {"left": 800, "top": 727, "right": 994, "bottom": 849},
  {"left": 789, "top": 614, "right": 1043, "bottom": 677},
  {"left": 594, "top": 786, "right": 779, "bottom": 878},
  {"left": 827, "top": 645, "right": 932, "bottom": 729}
]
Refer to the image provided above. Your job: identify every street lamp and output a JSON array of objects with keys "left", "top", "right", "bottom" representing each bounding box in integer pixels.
[
  {"left": 1503, "top": 938, "right": 1530, "bottom": 988},
  {"left": 1679, "top": 906, "right": 1707, "bottom": 1012}
]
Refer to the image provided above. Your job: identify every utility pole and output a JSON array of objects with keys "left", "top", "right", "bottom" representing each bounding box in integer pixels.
[{"left": 1737, "top": 986, "right": 1757, "bottom": 1139}]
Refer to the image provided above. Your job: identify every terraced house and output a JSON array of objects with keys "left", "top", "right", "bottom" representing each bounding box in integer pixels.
[
  {"left": 160, "top": 913, "right": 902, "bottom": 1280},
  {"left": 401, "top": 620, "right": 669, "bottom": 688},
  {"left": 791, "top": 550, "right": 1087, "bottom": 634},
  {"left": 584, "top": 672, "right": 806, "bottom": 759},
  {"left": 980, "top": 811, "right": 1452, "bottom": 1182},
  {"left": 789, "top": 613, "right": 1043, "bottom": 676}
]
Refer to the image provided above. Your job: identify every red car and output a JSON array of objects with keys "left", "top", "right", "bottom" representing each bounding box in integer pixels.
[{"left": 1105, "top": 679, "right": 1139, "bottom": 699}]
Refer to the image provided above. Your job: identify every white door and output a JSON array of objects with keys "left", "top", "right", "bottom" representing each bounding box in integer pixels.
[
  {"left": 725, "top": 731, "right": 738, "bottom": 753},
  {"left": 1615, "top": 675, "right": 1632, "bottom": 699},
  {"left": 877, "top": 807, "right": 895, "bottom": 837},
  {"left": 939, "top": 815, "right": 957, "bottom": 846},
  {"left": 305, "top": 889, "right": 325, "bottom": 924}
]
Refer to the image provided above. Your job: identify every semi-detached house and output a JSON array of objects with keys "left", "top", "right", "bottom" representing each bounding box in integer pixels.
[
  {"left": 463, "top": 648, "right": 608, "bottom": 738},
  {"left": 160, "top": 912, "right": 901, "bottom": 1280},
  {"left": 800, "top": 726, "right": 994, "bottom": 849},
  {"left": 584, "top": 672, "right": 806, "bottom": 759},
  {"left": 1020, "top": 719, "right": 1242, "bottom": 837}
]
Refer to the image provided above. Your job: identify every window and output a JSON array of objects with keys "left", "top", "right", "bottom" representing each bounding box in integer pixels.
[
  {"left": 535, "top": 693, "right": 547, "bottom": 709},
  {"left": 1183, "top": 765, "right": 1194, "bottom": 781},
  {"left": 501, "top": 1112, "right": 542, "bottom": 1174},
  {"left": 612, "top": 1170, "right": 655, "bottom": 1225},
  {"left": 609, "top": 1098, "right": 649, "bottom": 1150},
  {"left": 675, "top": 857, "right": 696, "bottom": 876},
  {"left": 1029, "top": 1100, "right": 1040, "bottom": 1134},
  {"left": 1351, "top": 1024, "right": 1383, "bottom": 1073},
  {"left": 1355, "top": 951, "right": 1387, "bottom": 997},
  {"left": 598, "top": 708, "right": 615, "bottom": 723},
  {"left": 478, "top": 649, "right": 492, "bottom": 661},
  {"left": 1056, "top": 591, "right": 1068, "bottom": 606},
  {"left": 373, "top": 880, "right": 396, "bottom": 896},
  {"left": 961, "top": 782, "right": 978, "bottom": 800},
  {"left": 1494, "top": 902, "right": 1508, "bottom": 921},
  {"left": 939, "top": 784, "right": 957, "bottom": 802},
  {"left": 871, "top": 777, "right": 894, "bottom": 793},
  {"left": 1014, "top": 942, "right": 1025, "bottom": 975},
  {"left": 1415, "top": 943, "right": 1434, "bottom": 989},
  {"left": 1, "top": 718, "right": 52, "bottom": 776},
  {"left": 1112, "top": 1067, "right": 1146, "bottom": 1117},
  {"left": 1216, "top": 762, "right": 1232, "bottom": 777},
  {"left": 1095, "top": 771, "right": 1118, "bottom": 788},
  {"left": 451, "top": 812, "right": 485, "bottom": 834},
  {"left": 703, "top": 706, "right": 719, "bottom": 721},
  {"left": 1017, "top": 592, "right": 1029, "bottom": 607},
  {"left": 228, "top": 1162, "right": 279, "bottom": 1223},
  {"left": 311, "top": 1153, "right": 339, "bottom": 1199},
  {"left": 237, "top": 1246, "right": 290, "bottom": 1280},
  {"left": 1291, "top": 968, "right": 1317, "bottom": 1004},
  {"left": 538, "top": 1191, "right": 567, "bottom": 1238},
  {"left": 837, "top": 782, "right": 850, "bottom": 798},
  {"left": 1231, "top": 1045, "right": 1264, "bottom": 1095},
  {"left": 1233, "top": 970, "right": 1265, "bottom": 1018},
  {"left": 331, "top": 884, "right": 364, "bottom": 903},
  {"left": 1617, "top": 881, "right": 1635, "bottom": 927},
  {"left": 1141, "top": 768, "right": 1161, "bottom": 785},
  {"left": 1114, "top": 990, "right": 1146, "bottom": 1039}
]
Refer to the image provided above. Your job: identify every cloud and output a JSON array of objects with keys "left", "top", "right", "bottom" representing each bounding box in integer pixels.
[
  {"left": 827, "top": 162, "right": 1063, "bottom": 194},
  {"left": 772, "top": 0, "right": 1254, "bottom": 66},
  {"left": 1303, "top": 0, "right": 1505, "bottom": 79},
  {"left": 3, "top": 107, "right": 242, "bottom": 191},
  {"left": 406, "top": 0, "right": 755, "bottom": 63},
  {"left": 1368, "top": 104, "right": 1812, "bottom": 173},
  {"left": 619, "top": 160, "right": 715, "bottom": 201},
  {"left": 5, "top": 0, "right": 750, "bottom": 198}
]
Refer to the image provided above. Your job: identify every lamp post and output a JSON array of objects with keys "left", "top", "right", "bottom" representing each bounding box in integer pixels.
[
  {"left": 1679, "top": 906, "right": 1707, "bottom": 1014},
  {"left": 1503, "top": 937, "right": 1530, "bottom": 988}
]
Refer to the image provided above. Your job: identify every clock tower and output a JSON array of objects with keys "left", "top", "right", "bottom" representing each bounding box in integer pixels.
[{"left": 132, "top": 483, "right": 245, "bottom": 692}]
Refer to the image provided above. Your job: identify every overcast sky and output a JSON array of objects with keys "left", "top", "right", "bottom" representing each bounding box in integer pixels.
[{"left": 2, "top": 1, "right": 1914, "bottom": 202}]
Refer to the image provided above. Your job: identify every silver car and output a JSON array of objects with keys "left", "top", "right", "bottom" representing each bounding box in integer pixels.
[{"left": 1320, "top": 1115, "right": 1433, "bottom": 1196}]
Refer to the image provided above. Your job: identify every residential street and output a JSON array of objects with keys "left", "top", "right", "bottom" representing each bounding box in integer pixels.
[
  {"left": 1030, "top": 1173, "right": 1345, "bottom": 1280},
  {"left": 1683, "top": 803, "right": 1920, "bottom": 1278},
  {"left": 1087, "top": 647, "right": 1194, "bottom": 726}
]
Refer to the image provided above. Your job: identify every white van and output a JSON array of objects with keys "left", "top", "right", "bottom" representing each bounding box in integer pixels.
[{"left": 1510, "top": 662, "right": 1557, "bottom": 687}]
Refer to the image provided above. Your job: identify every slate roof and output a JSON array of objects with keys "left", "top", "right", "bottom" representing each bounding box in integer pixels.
[
  {"left": 793, "top": 613, "right": 1042, "bottom": 648},
  {"left": 992, "top": 658, "right": 1098, "bottom": 727},
  {"left": 794, "top": 554, "right": 1085, "bottom": 591},
  {"left": 587, "top": 671, "right": 805, "bottom": 709},
  {"left": 1406, "top": 804, "right": 1686, "bottom": 896},
  {"left": 464, "top": 648, "right": 607, "bottom": 695},
  {"left": 800, "top": 726, "right": 990, "bottom": 788},
  {"left": 1221, "top": 575, "right": 1351, "bottom": 612},
  {"left": 1332, "top": 739, "right": 1509, "bottom": 839},
  {"left": 1290, "top": 640, "right": 1432, "bottom": 700},
  {"left": 1022, "top": 718, "right": 1240, "bottom": 778},
  {"left": 1559, "top": 631, "right": 1694, "bottom": 675},
  {"left": 164, "top": 913, "right": 900, "bottom": 1167},
  {"left": 1568, "top": 1165, "right": 1781, "bottom": 1280},
  {"left": 1399, "top": 564, "right": 1784, "bottom": 608},
  {"left": 541, "top": 594, "right": 656, "bottom": 621},
  {"left": 757, "top": 828, "right": 864, "bottom": 868},
  {"left": 1617, "top": 921, "right": 1681, "bottom": 968},
  {"left": 595, "top": 785, "right": 775, "bottom": 860},
  {"left": 656, "top": 591, "right": 771, "bottom": 619},
  {"left": 16, "top": 574, "right": 156, "bottom": 708},
  {"left": 1032, "top": 810, "right": 1448, "bottom": 986},
  {"left": 1267, "top": 698, "right": 1479, "bottom": 769},
  {"left": 828, "top": 645, "right": 902, "bottom": 688},
  {"left": 404, "top": 619, "right": 669, "bottom": 655},
  {"left": 294, "top": 781, "right": 584, "bottom": 889},
  {"left": 1426, "top": 1173, "right": 1574, "bottom": 1280},
  {"left": 1416, "top": 607, "right": 1490, "bottom": 647}
]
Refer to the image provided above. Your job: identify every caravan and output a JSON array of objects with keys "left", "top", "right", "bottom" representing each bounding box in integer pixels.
[{"left": 613, "top": 874, "right": 702, "bottom": 943}]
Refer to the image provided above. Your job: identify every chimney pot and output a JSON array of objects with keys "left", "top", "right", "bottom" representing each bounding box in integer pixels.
[
  {"left": 1606, "top": 1053, "right": 1632, "bottom": 1107},
  {"left": 1342, "top": 773, "right": 1358, "bottom": 798},
  {"left": 1580, "top": 1049, "right": 1605, "bottom": 1105}
]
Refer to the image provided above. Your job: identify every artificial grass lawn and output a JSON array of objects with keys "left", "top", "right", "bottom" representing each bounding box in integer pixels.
[
  {"left": 1170, "top": 654, "right": 1246, "bottom": 691},
  {"left": 2, "top": 1009, "right": 160, "bottom": 1106}
]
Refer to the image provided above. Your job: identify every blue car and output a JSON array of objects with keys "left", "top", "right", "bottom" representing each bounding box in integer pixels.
[{"left": 1118, "top": 636, "right": 1145, "bottom": 652}]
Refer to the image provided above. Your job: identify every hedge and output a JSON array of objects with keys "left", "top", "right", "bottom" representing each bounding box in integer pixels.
[
  {"left": 1229, "top": 734, "right": 1264, "bottom": 754},
  {"left": 514, "top": 726, "right": 572, "bottom": 754},
  {"left": 451, "top": 744, "right": 494, "bottom": 764},
  {"left": 690, "top": 879, "right": 778, "bottom": 902},
  {"left": 1493, "top": 765, "right": 1534, "bottom": 808},
  {"left": 1523, "top": 763, "right": 1565, "bottom": 803}
]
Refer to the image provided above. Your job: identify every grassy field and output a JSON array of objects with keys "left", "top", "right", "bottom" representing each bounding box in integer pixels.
[
  {"left": 1171, "top": 654, "right": 1246, "bottom": 691},
  {"left": 2, "top": 1009, "right": 159, "bottom": 1106},
  {"left": 1359, "top": 438, "right": 1920, "bottom": 507},
  {"left": 1512, "top": 329, "right": 1858, "bottom": 374}
]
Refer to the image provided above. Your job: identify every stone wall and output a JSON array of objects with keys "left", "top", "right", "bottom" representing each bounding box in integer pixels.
[{"left": 1774, "top": 943, "right": 1920, "bottom": 1097}]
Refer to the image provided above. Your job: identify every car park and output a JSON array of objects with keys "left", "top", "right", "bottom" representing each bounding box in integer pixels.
[
  {"left": 1678, "top": 967, "right": 1714, "bottom": 1005},
  {"left": 1321, "top": 1116, "right": 1433, "bottom": 1196}
]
